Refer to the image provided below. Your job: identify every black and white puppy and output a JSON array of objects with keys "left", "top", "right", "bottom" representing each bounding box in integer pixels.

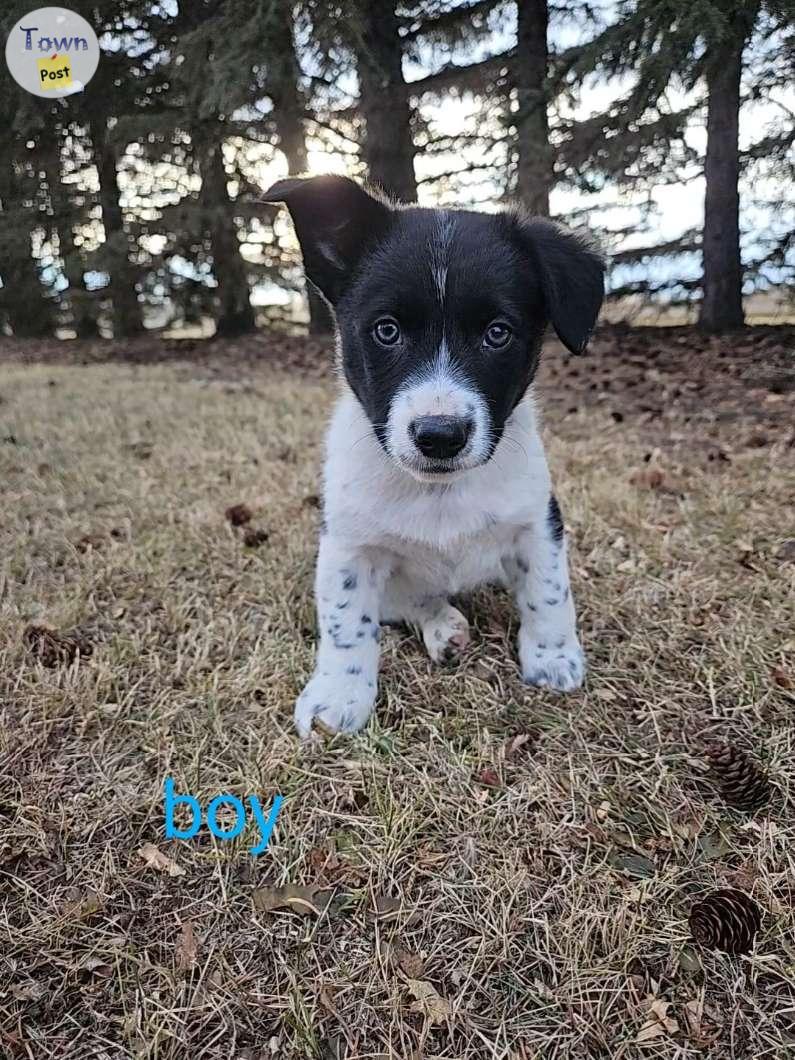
[{"left": 265, "top": 175, "right": 604, "bottom": 737}]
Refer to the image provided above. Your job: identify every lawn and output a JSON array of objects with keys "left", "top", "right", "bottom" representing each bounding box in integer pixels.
[{"left": 1, "top": 329, "right": 794, "bottom": 1059}]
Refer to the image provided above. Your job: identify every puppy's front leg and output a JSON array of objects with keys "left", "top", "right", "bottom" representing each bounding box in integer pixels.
[
  {"left": 509, "top": 495, "right": 585, "bottom": 692},
  {"left": 295, "top": 536, "right": 384, "bottom": 737}
]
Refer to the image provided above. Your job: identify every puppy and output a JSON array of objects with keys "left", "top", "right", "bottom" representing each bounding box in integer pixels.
[{"left": 265, "top": 176, "right": 604, "bottom": 737}]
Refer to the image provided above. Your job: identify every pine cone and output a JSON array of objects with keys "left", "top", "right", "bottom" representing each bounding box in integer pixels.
[
  {"left": 225, "top": 503, "right": 252, "bottom": 527},
  {"left": 23, "top": 623, "right": 93, "bottom": 667},
  {"left": 705, "top": 742, "right": 771, "bottom": 812},
  {"left": 243, "top": 527, "right": 269, "bottom": 548},
  {"left": 689, "top": 889, "right": 762, "bottom": 955}
]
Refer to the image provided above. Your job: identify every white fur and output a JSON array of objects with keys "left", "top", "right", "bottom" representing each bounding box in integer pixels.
[
  {"left": 420, "top": 603, "right": 470, "bottom": 663},
  {"left": 327, "top": 385, "right": 547, "bottom": 562},
  {"left": 431, "top": 211, "right": 455, "bottom": 304},
  {"left": 385, "top": 339, "right": 491, "bottom": 479},
  {"left": 293, "top": 383, "right": 585, "bottom": 737}
]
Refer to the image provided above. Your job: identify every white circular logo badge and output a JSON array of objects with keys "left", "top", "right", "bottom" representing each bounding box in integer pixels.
[{"left": 5, "top": 6, "right": 99, "bottom": 98}]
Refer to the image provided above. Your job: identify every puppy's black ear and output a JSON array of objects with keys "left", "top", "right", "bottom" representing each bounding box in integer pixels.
[
  {"left": 263, "top": 175, "right": 393, "bottom": 304},
  {"left": 520, "top": 218, "right": 605, "bottom": 355}
]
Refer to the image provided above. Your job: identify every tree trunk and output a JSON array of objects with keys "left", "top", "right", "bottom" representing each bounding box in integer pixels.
[
  {"left": 354, "top": 2, "right": 417, "bottom": 202},
  {"left": 200, "top": 137, "right": 256, "bottom": 338},
  {"left": 698, "top": 14, "right": 754, "bottom": 332},
  {"left": 269, "top": 3, "right": 332, "bottom": 335},
  {"left": 515, "top": 0, "right": 552, "bottom": 216},
  {"left": 0, "top": 152, "right": 54, "bottom": 338},
  {"left": 43, "top": 138, "right": 98, "bottom": 338},
  {"left": 91, "top": 119, "right": 144, "bottom": 338}
]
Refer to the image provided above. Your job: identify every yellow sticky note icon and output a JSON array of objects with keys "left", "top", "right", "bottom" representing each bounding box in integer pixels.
[{"left": 37, "top": 54, "right": 73, "bottom": 91}]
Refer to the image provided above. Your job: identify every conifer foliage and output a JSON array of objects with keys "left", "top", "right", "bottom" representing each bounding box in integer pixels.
[{"left": 0, "top": 1, "right": 791, "bottom": 338}]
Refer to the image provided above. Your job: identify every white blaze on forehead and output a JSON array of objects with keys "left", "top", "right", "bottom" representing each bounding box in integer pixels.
[
  {"left": 430, "top": 211, "right": 455, "bottom": 306},
  {"left": 401, "top": 339, "right": 473, "bottom": 417}
]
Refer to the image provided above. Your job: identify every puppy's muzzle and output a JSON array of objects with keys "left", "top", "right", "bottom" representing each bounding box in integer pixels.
[{"left": 409, "top": 414, "right": 473, "bottom": 460}]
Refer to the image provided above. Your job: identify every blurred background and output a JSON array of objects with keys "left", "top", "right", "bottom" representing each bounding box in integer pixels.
[{"left": 0, "top": 0, "right": 792, "bottom": 341}]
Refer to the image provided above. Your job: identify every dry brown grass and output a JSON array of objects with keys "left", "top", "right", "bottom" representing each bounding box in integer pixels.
[{"left": 1, "top": 342, "right": 794, "bottom": 1060}]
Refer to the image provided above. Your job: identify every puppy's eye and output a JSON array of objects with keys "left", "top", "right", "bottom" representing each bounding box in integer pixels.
[
  {"left": 372, "top": 318, "right": 401, "bottom": 346},
  {"left": 483, "top": 321, "right": 512, "bottom": 349}
]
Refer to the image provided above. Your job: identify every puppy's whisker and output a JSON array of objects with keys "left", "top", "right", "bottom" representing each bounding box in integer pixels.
[
  {"left": 346, "top": 424, "right": 390, "bottom": 453},
  {"left": 499, "top": 436, "right": 528, "bottom": 461},
  {"left": 348, "top": 432, "right": 378, "bottom": 451}
]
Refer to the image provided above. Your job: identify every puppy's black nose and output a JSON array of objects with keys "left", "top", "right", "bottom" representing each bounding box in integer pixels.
[{"left": 409, "top": 415, "right": 472, "bottom": 459}]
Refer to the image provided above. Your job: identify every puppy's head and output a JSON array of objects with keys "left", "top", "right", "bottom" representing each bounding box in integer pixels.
[{"left": 265, "top": 175, "right": 604, "bottom": 481}]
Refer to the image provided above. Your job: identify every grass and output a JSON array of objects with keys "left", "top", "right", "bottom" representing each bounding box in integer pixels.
[{"left": 1, "top": 341, "right": 794, "bottom": 1059}]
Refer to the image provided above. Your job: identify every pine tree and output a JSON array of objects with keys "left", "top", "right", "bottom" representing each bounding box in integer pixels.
[
  {"left": 571, "top": 0, "right": 792, "bottom": 331},
  {"left": 699, "top": 10, "right": 753, "bottom": 331},
  {"left": 41, "top": 126, "right": 100, "bottom": 337},
  {"left": 304, "top": 0, "right": 418, "bottom": 201},
  {"left": 268, "top": 1, "right": 333, "bottom": 333},
  {"left": 166, "top": 0, "right": 259, "bottom": 336},
  {"left": 0, "top": 138, "right": 55, "bottom": 338},
  {"left": 0, "top": 5, "right": 55, "bottom": 337},
  {"left": 1, "top": 0, "right": 790, "bottom": 337},
  {"left": 403, "top": 1, "right": 516, "bottom": 203},
  {"left": 109, "top": 0, "right": 320, "bottom": 336},
  {"left": 353, "top": 1, "right": 418, "bottom": 201},
  {"left": 400, "top": 1, "right": 594, "bottom": 214},
  {"left": 88, "top": 106, "right": 145, "bottom": 337},
  {"left": 197, "top": 134, "right": 257, "bottom": 337},
  {"left": 515, "top": 0, "right": 552, "bottom": 215},
  {"left": 66, "top": 0, "right": 156, "bottom": 338}
]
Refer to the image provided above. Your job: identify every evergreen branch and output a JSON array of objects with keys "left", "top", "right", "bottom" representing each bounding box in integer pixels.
[
  {"left": 407, "top": 50, "right": 514, "bottom": 95},
  {"left": 400, "top": 0, "right": 503, "bottom": 42}
]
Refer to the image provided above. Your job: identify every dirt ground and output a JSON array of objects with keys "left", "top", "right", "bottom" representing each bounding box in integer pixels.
[{"left": 1, "top": 326, "right": 794, "bottom": 1059}]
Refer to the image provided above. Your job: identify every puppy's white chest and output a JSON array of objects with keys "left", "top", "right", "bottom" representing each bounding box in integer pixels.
[
  {"left": 323, "top": 389, "right": 552, "bottom": 593},
  {"left": 376, "top": 511, "right": 516, "bottom": 586}
]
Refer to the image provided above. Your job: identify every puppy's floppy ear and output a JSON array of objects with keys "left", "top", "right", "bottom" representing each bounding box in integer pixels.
[
  {"left": 520, "top": 218, "right": 605, "bottom": 355},
  {"left": 263, "top": 175, "right": 393, "bottom": 304}
]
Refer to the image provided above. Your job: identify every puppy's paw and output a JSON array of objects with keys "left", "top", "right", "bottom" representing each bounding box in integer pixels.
[
  {"left": 422, "top": 606, "right": 470, "bottom": 664},
  {"left": 294, "top": 671, "right": 376, "bottom": 738},
  {"left": 520, "top": 633, "right": 585, "bottom": 692}
]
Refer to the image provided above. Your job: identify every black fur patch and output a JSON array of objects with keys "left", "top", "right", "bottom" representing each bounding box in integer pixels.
[
  {"left": 265, "top": 175, "right": 605, "bottom": 458},
  {"left": 548, "top": 494, "right": 564, "bottom": 544}
]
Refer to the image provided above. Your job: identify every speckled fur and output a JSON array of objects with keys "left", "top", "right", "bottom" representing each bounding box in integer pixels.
[
  {"left": 293, "top": 388, "right": 584, "bottom": 736},
  {"left": 263, "top": 176, "right": 603, "bottom": 736}
]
